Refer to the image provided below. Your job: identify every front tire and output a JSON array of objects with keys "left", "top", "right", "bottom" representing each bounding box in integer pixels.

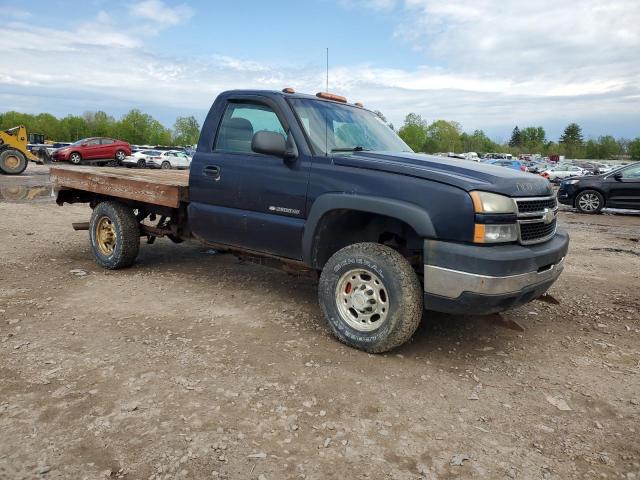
[
  {"left": 575, "top": 189, "right": 604, "bottom": 214},
  {"left": 318, "top": 243, "right": 423, "bottom": 353},
  {"left": 0, "top": 149, "right": 28, "bottom": 175},
  {"left": 69, "top": 152, "right": 82, "bottom": 165},
  {"left": 89, "top": 201, "right": 140, "bottom": 269}
]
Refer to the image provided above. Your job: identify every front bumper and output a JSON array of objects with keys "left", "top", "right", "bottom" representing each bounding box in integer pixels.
[
  {"left": 423, "top": 231, "right": 569, "bottom": 315},
  {"left": 557, "top": 185, "right": 577, "bottom": 206}
]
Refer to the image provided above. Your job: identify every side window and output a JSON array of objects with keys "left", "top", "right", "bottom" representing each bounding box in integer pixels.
[
  {"left": 621, "top": 164, "right": 640, "bottom": 179},
  {"left": 87, "top": 139, "right": 100, "bottom": 146},
  {"left": 215, "top": 102, "right": 285, "bottom": 154},
  {"left": 101, "top": 138, "right": 114, "bottom": 145}
]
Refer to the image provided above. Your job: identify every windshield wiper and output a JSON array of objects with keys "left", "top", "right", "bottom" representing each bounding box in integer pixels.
[{"left": 331, "top": 146, "right": 370, "bottom": 153}]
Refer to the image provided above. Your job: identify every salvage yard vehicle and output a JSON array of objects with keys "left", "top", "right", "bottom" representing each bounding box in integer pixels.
[
  {"left": 51, "top": 88, "right": 569, "bottom": 353},
  {"left": 542, "top": 164, "right": 586, "bottom": 181},
  {"left": 558, "top": 162, "right": 640, "bottom": 213},
  {"left": 52, "top": 137, "right": 131, "bottom": 165},
  {"left": 122, "top": 149, "right": 163, "bottom": 168},
  {"left": 0, "top": 125, "right": 50, "bottom": 174},
  {"left": 146, "top": 150, "right": 191, "bottom": 169}
]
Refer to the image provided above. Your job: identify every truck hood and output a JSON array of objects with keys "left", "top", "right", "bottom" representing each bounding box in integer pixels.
[{"left": 333, "top": 151, "right": 553, "bottom": 197}]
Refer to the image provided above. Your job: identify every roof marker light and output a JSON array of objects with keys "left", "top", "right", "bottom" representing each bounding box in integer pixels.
[{"left": 316, "top": 92, "right": 347, "bottom": 103}]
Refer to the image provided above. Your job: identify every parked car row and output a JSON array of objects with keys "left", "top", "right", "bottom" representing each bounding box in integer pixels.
[
  {"left": 122, "top": 149, "right": 191, "bottom": 169},
  {"left": 47, "top": 137, "right": 192, "bottom": 169}
]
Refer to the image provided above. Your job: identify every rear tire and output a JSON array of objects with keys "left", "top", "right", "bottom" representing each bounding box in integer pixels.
[
  {"left": 137, "top": 159, "right": 146, "bottom": 168},
  {"left": 575, "top": 189, "right": 604, "bottom": 214},
  {"left": 89, "top": 201, "right": 140, "bottom": 269},
  {"left": 115, "top": 150, "right": 126, "bottom": 162},
  {"left": 318, "top": 242, "right": 423, "bottom": 353},
  {"left": 0, "top": 149, "right": 28, "bottom": 175},
  {"left": 161, "top": 161, "right": 171, "bottom": 169}
]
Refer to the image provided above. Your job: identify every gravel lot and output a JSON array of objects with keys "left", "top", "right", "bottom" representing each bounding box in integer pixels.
[{"left": 1, "top": 165, "right": 639, "bottom": 479}]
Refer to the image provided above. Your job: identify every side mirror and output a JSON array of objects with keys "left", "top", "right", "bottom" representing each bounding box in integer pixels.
[
  {"left": 251, "top": 131, "right": 298, "bottom": 161},
  {"left": 613, "top": 172, "right": 623, "bottom": 180}
]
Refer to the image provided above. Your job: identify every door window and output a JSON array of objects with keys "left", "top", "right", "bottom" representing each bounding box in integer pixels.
[
  {"left": 86, "top": 139, "right": 100, "bottom": 146},
  {"left": 620, "top": 164, "right": 640, "bottom": 179},
  {"left": 101, "top": 138, "right": 114, "bottom": 145},
  {"left": 215, "top": 102, "right": 285, "bottom": 153}
]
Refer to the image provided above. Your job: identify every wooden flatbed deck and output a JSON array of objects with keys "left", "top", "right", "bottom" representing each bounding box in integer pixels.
[{"left": 50, "top": 166, "right": 189, "bottom": 208}]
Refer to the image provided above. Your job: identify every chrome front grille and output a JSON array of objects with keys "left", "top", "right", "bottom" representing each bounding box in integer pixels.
[{"left": 515, "top": 196, "right": 558, "bottom": 245}]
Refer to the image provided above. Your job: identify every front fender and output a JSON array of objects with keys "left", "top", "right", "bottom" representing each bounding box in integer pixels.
[{"left": 302, "top": 193, "right": 436, "bottom": 266}]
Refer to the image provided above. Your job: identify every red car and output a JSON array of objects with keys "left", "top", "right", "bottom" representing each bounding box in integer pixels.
[{"left": 52, "top": 137, "right": 131, "bottom": 165}]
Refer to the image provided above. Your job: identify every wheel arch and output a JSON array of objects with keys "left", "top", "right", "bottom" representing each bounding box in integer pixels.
[{"left": 302, "top": 193, "right": 435, "bottom": 268}]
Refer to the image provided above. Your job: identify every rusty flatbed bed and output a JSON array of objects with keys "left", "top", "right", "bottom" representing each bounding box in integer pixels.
[{"left": 50, "top": 166, "right": 189, "bottom": 208}]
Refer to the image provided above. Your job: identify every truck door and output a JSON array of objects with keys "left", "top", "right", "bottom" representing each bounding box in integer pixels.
[
  {"left": 188, "top": 96, "right": 311, "bottom": 259},
  {"left": 607, "top": 164, "right": 640, "bottom": 208}
]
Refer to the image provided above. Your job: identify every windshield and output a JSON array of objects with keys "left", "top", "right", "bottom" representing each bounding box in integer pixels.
[{"left": 290, "top": 99, "right": 412, "bottom": 155}]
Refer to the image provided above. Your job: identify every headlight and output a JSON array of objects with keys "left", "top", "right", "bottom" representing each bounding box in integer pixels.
[
  {"left": 470, "top": 191, "right": 518, "bottom": 243},
  {"left": 563, "top": 179, "right": 580, "bottom": 185},
  {"left": 474, "top": 224, "right": 519, "bottom": 243},
  {"left": 469, "top": 191, "right": 516, "bottom": 214}
]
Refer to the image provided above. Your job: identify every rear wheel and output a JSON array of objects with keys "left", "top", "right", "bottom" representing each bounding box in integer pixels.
[
  {"left": 575, "top": 189, "right": 604, "bottom": 214},
  {"left": 161, "top": 161, "right": 171, "bottom": 169},
  {"left": 0, "top": 149, "right": 28, "bottom": 175},
  {"left": 137, "top": 159, "right": 146, "bottom": 168},
  {"left": 115, "top": 150, "right": 126, "bottom": 162},
  {"left": 69, "top": 152, "right": 82, "bottom": 165},
  {"left": 89, "top": 201, "right": 140, "bottom": 269},
  {"left": 318, "top": 242, "right": 423, "bottom": 353}
]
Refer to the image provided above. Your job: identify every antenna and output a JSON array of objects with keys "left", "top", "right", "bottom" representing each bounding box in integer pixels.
[{"left": 326, "top": 47, "right": 329, "bottom": 92}]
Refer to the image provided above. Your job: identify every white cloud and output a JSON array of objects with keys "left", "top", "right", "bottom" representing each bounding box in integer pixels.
[
  {"left": 1, "top": 1, "right": 639, "bottom": 140},
  {"left": 129, "top": 0, "right": 194, "bottom": 27}
]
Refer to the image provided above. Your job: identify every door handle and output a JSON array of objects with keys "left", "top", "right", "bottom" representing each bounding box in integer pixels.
[{"left": 203, "top": 165, "right": 221, "bottom": 179}]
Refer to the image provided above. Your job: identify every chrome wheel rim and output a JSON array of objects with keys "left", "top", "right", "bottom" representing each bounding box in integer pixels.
[
  {"left": 116, "top": 151, "right": 125, "bottom": 160},
  {"left": 70, "top": 154, "right": 81, "bottom": 164},
  {"left": 335, "top": 269, "right": 389, "bottom": 332},
  {"left": 578, "top": 193, "right": 600, "bottom": 212},
  {"left": 161, "top": 162, "right": 170, "bottom": 169}
]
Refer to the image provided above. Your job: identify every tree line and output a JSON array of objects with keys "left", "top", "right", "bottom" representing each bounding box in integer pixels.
[
  {"left": 2, "top": 108, "right": 639, "bottom": 160},
  {"left": 395, "top": 113, "right": 640, "bottom": 161},
  {"left": 0, "top": 110, "right": 201, "bottom": 147}
]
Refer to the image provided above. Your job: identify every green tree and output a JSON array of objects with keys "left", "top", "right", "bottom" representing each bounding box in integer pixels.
[
  {"left": 508, "top": 126, "right": 522, "bottom": 148},
  {"left": 398, "top": 113, "right": 427, "bottom": 152},
  {"left": 559, "top": 123, "right": 584, "bottom": 158},
  {"left": 425, "top": 120, "right": 462, "bottom": 153},
  {"left": 629, "top": 138, "right": 640, "bottom": 161},
  {"left": 173, "top": 115, "right": 200, "bottom": 146}
]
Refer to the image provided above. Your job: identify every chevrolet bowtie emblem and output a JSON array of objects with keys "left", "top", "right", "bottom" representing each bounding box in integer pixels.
[{"left": 542, "top": 208, "right": 556, "bottom": 224}]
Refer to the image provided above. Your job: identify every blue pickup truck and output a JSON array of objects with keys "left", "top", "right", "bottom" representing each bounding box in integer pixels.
[{"left": 53, "top": 88, "right": 569, "bottom": 352}]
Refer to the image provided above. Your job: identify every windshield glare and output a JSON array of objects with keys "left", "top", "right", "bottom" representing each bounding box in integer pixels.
[{"left": 290, "top": 99, "right": 412, "bottom": 155}]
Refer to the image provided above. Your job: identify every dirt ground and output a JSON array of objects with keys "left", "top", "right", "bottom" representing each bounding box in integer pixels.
[{"left": 1, "top": 165, "right": 639, "bottom": 480}]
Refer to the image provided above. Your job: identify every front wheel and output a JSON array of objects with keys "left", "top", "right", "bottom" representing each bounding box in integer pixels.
[
  {"left": 575, "top": 189, "right": 604, "bottom": 214},
  {"left": 0, "top": 149, "right": 28, "bottom": 175},
  {"left": 89, "top": 201, "right": 140, "bottom": 269},
  {"left": 318, "top": 243, "right": 423, "bottom": 353},
  {"left": 69, "top": 152, "right": 82, "bottom": 165}
]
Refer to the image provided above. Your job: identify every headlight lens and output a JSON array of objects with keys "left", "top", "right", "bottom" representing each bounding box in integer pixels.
[
  {"left": 469, "top": 191, "right": 516, "bottom": 214},
  {"left": 563, "top": 179, "right": 579, "bottom": 185},
  {"left": 474, "top": 223, "right": 519, "bottom": 243}
]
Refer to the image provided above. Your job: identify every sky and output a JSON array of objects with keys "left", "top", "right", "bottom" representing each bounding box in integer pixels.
[{"left": 1, "top": 0, "right": 639, "bottom": 142}]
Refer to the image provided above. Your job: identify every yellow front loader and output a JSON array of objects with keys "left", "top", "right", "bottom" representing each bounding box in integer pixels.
[{"left": 0, "top": 125, "right": 50, "bottom": 175}]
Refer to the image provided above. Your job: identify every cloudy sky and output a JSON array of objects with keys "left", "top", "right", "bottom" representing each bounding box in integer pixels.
[{"left": 1, "top": 0, "right": 639, "bottom": 141}]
